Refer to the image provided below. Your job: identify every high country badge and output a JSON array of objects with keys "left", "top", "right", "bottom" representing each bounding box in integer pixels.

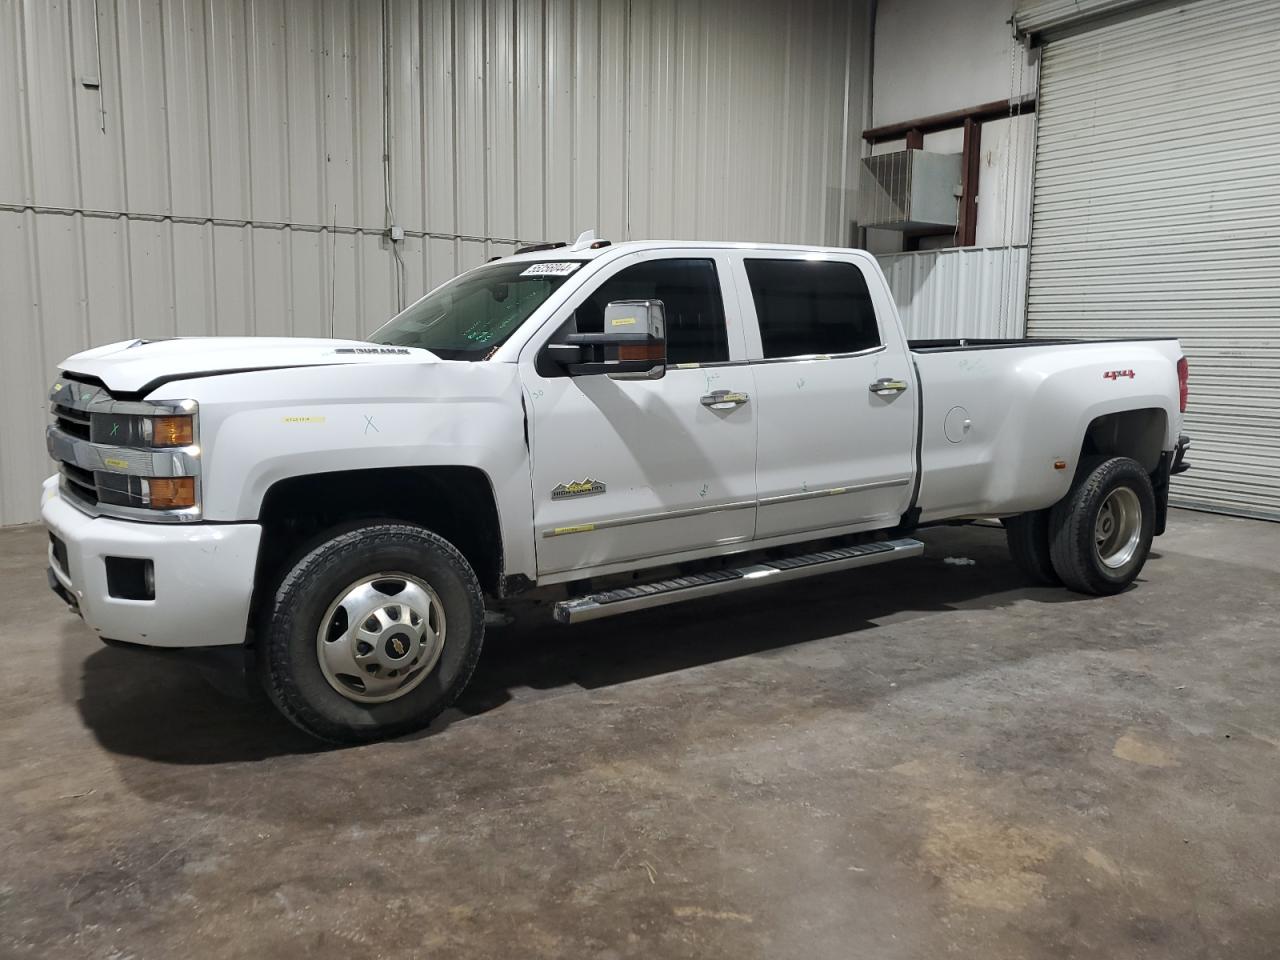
[{"left": 551, "top": 478, "right": 606, "bottom": 500}]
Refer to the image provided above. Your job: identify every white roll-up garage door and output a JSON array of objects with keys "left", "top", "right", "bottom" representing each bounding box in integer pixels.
[{"left": 1027, "top": 0, "right": 1280, "bottom": 520}]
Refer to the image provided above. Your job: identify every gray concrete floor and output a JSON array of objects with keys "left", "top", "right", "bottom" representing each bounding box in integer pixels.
[{"left": 2, "top": 509, "right": 1278, "bottom": 959}]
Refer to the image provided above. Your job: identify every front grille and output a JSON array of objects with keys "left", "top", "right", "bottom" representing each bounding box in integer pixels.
[
  {"left": 48, "top": 374, "right": 201, "bottom": 521},
  {"left": 52, "top": 402, "right": 91, "bottom": 441},
  {"left": 59, "top": 461, "right": 99, "bottom": 506}
]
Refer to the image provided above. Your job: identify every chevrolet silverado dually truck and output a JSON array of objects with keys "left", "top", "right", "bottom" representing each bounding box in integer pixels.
[{"left": 42, "top": 233, "right": 1191, "bottom": 742}]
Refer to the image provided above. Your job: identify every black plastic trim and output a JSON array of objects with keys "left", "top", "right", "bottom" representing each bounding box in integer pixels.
[
  {"left": 47, "top": 567, "right": 78, "bottom": 611},
  {"left": 1170, "top": 433, "right": 1191, "bottom": 476},
  {"left": 105, "top": 556, "right": 155, "bottom": 601},
  {"left": 502, "top": 573, "right": 535, "bottom": 596}
]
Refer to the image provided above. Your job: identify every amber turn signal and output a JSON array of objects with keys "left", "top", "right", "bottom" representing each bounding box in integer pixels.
[
  {"left": 148, "top": 477, "right": 196, "bottom": 509},
  {"left": 617, "top": 343, "right": 666, "bottom": 362},
  {"left": 152, "top": 415, "right": 194, "bottom": 447}
]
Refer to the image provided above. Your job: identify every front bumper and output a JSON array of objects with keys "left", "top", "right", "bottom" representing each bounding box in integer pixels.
[{"left": 41, "top": 476, "right": 262, "bottom": 648}]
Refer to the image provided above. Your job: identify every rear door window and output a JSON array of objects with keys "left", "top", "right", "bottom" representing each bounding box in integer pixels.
[{"left": 744, "top": 259, "right": 881, "bottom": 359}]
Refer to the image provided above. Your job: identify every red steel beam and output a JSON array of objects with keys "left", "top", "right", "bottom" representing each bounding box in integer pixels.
[
  {"left": 957, "top": 116, "right": 982, "bottom": 247},
  {"left": 862, "top": 93, "right": 1037, "bottom": 144}
]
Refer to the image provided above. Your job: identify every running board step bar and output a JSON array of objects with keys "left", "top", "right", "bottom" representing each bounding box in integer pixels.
[{"left": 553, "top": 537, "right": 925, "bottom": 624}]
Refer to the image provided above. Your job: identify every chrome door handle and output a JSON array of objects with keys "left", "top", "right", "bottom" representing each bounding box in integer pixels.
[
  {"left": 701, "top": 389, "right": 750, "bottom": 410},
  {"left": 869, "top": 377, "right": 909, "bottom": 396}
]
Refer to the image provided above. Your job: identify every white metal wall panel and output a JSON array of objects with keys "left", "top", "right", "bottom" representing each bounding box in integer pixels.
[
  {"left": 1027, "top": 0, "right": 1280, "bottom": 520},
  {"left": 878, "top": 246, "right": 1028, "bottom": 340},
  {"left": 0, "top": 0, "right": 869, "bottom": 525}
]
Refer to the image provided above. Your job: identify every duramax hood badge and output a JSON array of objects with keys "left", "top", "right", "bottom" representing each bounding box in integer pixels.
[{"left": 551, "top": 478, "right": 606, "bottom": 500}]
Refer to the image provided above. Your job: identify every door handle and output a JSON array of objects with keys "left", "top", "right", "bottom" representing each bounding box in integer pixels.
[
  {"left": 701, "top": 389, "right": 750, "bottom": 410},
  {"left": 868, "top": 377, "right": 909, "bottom": 397}
]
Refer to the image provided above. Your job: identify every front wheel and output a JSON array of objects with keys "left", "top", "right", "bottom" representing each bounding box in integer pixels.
[
  {"left": 260, "top": 523, "right": 485, "bottom": 743},
  {"left": 1048, "top": 457, "right": 1155, "bottom": 596}
]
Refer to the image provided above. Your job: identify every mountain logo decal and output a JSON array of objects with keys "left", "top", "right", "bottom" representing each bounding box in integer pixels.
[{"left": 551, "top": 478, "right": 606, "bottom": 500}]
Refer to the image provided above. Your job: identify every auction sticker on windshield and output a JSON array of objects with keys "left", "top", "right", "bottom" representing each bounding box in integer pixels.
[{"left": 520, "top": 261, "right": 582, "bottom": 277}]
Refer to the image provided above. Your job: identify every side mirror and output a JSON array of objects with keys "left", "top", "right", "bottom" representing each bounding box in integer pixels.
[{"left": 554, "top": 300, "right": 667, "bottom": 380}]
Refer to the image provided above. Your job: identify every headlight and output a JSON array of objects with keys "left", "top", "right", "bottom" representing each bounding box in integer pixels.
[
  {"left": 49, "top": 378, "right": 202, "bottom": 522},
  {"left": 87, "top": 412, "right": 195, "bottom": 447},
  {"left": 96, "top": 474, "right": 198, "bottom": 511},
  {"left": 146, "top": 477, "right": 197, "bottom": 509},
  {"left": 149, "top": 415, "right": 195, "bottom": 447}
]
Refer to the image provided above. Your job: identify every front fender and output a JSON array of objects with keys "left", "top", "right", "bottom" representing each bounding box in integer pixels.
[{"left": 166, "top": 362, "right": 537, "bottom": 580}]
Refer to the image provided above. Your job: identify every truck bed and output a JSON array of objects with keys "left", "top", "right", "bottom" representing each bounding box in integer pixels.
[{"left": 910, "top": 336, "right": 1184, "bottom": 523}]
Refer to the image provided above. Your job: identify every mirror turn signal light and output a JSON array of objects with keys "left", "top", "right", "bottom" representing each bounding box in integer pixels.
[
  {"left": 147, "top": 477, "right": 196, "bottom": 509},
  {"left": 617, "top": 343, "right": 666, "bottom": 362},
  {"left": 152, "top": 415, "right": 194, "bottom": 447}
]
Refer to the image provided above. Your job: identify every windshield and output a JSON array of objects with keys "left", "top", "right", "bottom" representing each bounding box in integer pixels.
[{"left": 368, "top": 260, "right": 584, "bottom": 359}]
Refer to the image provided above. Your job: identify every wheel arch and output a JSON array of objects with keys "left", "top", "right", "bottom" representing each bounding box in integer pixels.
[
  {"left": 1079, "top": 408, "right": 1168, "bottom": 475},
  {"left": 251, "top": 466, "right": 505, "bottom": 629}
]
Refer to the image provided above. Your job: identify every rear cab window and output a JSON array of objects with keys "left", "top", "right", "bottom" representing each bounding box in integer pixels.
[{"left": 743, "top": 258, "right": 881, "bottom": 359}]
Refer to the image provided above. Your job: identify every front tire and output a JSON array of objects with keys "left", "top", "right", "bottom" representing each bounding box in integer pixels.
[
  {"left": 1048, "top": 457, "right": 1155, "bottom": 596},
  {"left": 261, "top": 523, "right": 485, "bottom": 743}
]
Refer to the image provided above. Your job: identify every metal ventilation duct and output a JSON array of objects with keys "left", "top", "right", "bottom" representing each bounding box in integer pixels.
[{"left": 858, "top": 150, "right": 962, "bottom": 232}]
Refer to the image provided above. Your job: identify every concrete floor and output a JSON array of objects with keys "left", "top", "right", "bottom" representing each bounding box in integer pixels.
[{"left": 1, "top": 509, "right": 1278, "bottom": 959}]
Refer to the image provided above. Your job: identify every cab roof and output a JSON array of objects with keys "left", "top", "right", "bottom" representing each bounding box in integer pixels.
[{"left": 498, "top": 236, "right": 870, "bottom": 265}]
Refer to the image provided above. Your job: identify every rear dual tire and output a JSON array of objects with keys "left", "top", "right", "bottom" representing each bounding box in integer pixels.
[
  {"left": 1007, "top": 456, "right": 1155, "bottom": 596},
  {"left": 1049, "top": 456, "right": 1155, "bottom": 596},
  {"left": 1004, "top": 509, "right": 1060, "bottom": 586}
]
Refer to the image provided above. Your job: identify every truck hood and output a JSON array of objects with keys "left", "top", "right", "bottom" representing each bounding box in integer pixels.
[{"left": 59, "top": 337, "right": 437, "bottom": 394}]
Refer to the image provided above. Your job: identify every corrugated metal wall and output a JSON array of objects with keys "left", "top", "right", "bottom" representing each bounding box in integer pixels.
[
  {"left": 877, "top": 245, "right": 1027, "bottom": 340},
  {"left": 0, "top": 0, "right": 868, "bottom": 526},
  {"left": 1013, "top": 0, "right": 1154, "bottom": 36},
  {"left": 1027, "top": 0, "right": 1280, "bottom": 520}
]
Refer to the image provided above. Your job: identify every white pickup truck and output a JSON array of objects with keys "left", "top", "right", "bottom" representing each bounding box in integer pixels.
[{"left": 42, "top": 234, "right": 1190, "bottom": 742}]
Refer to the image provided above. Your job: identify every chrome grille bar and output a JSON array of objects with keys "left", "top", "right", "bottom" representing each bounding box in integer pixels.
[{"left": 46, "top": 428, "right": 201, "bottom": 478}]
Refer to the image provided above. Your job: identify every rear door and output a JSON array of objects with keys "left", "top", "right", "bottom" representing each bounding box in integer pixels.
[
  {"left": 521, "top": 251, "right": 757, "bottom": 579},
  {"left": 730, "top": 252, "right": 917, "bottom": 540}
]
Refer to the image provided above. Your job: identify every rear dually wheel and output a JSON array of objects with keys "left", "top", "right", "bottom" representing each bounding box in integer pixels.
[
  {"left": 1048, "top": 456, "right": 1155, "bottom": 596},
  {"left": 1004, "top": 508, "right": 1061, "bottom": 586}
]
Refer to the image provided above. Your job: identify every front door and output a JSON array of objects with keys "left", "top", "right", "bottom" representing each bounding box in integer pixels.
[{"left": 521, "top": 251, "right": 757, "bottom": 580}]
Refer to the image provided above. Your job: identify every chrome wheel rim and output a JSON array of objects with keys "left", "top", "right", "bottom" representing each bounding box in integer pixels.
[
  {"left": 1094, "top": 487, "right": 1142, "bottom": 570},
  {"left": 315, "top": 572, "right": 446, "bottom": 704}
]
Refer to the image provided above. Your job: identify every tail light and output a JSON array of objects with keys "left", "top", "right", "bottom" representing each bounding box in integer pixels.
[{"left": 1177, "top": 357, "right": 1189, "bottom": 413}]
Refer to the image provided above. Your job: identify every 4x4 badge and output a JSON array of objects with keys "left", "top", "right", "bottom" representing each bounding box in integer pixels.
[{"left": 551, "top": 478, "right": 606, "bottom": 500}]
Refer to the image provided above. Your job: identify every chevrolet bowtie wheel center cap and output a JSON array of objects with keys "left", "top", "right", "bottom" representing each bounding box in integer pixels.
[{"left": 384, "top": 631, "right": 413, "bottom": 660}]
